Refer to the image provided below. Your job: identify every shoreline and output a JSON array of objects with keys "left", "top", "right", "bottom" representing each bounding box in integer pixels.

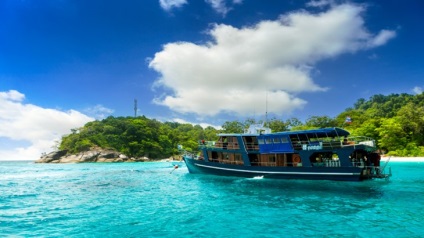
[
  {"left": 381, "top": 156, "right": 424, "bottom": 162},
  {"left": 1, "top": 157, "right": 424, "bottom": 163}
]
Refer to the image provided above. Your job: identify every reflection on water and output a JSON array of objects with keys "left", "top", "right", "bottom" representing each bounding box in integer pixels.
[{"left": 192, "top": 173, "right": 387, "bottom": 197}]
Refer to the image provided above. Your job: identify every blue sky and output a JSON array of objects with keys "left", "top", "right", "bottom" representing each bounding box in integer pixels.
[{"left": 1, "top": 0, "right": 423, "bottom": 160}]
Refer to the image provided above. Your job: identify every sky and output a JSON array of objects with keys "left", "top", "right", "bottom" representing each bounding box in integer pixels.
[{"left": 1, "top": 0, "right": 423, "bottom": 160}]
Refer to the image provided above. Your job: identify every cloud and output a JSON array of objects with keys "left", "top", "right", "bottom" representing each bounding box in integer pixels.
[
  {"left": 205, "top": 0, "right": 243, "bottom": 16},
  {"left": 0, "top": 90, "right": 94, "bottom": 160},
  {"left": 413, "top": 86, "right": 423, "bottom": 94},
  {"left": 84, "top": 104, "right": 114, "bottom": 120},
  {"left": 306, "top": 0, "right": 335, "bottom": 8},
  {"left": 159, "top": 0, "right": 187, "bottom": 11},
  {"left": 149, "top": 2, "right": 396, "bottom": 118},
  {"left": 172, "top": 118, "right": 222, "bottom": 130},
  {"left": 367, "top": 29, "right": 397, "bottom": 48},
  {"left": 159, "top": 0, "right": 242, "bottom": 15}
]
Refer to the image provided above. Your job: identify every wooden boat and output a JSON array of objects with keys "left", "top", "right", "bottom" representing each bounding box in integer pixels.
[{"left": 183, "top": 125, "right": 391, "bottom": 181}]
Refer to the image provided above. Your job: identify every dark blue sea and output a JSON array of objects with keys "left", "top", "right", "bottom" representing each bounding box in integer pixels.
[{"left": 1, "top": 161, "right": 423, "bottom": 238}]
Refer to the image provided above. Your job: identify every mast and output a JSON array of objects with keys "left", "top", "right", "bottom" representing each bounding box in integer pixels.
[
  {"left": 265, "top": 91, "right": 268, "bottom": 127},
  {"left": 134, "top": 99, "right": 138, "bottom": 117}
]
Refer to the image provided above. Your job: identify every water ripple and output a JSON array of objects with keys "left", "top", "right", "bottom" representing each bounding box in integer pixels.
[{"left": 0, "top": 162, "right": 423, "bottom": 237}]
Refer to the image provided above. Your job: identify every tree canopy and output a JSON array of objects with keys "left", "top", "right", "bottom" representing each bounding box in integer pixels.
[{"left": 59, "top": 93, "right": 424, "bottom": 158}]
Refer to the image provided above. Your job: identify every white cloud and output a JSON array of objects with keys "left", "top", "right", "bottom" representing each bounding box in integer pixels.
[
  {"left": 159, "top": 0, "right": 187, "bottom": 11},
  {"left": 413, "top": 86, "right": 423, "bottom": 94},
  {"left": 367, "top": 29, "right": 397, "bottom": 48},
  {"left": 149, "top": 2, "right": 396, "bottom": 118},
  {"left": 159, "top": 0, "right": 242, "bottom": 15},
  {"left": 0, "top": 90, "right": 25, "bottom": 101},
  {"left": 0, "top": 90, "right": 94, "bottom": 160},
  {"left": 172, "top": 118, "right": 222, "bottom": 129},
  {"left": 306, "top": 0, "right": 335, "bottom": 8},
  {"left": 205, "top": 0, "right": 242, "bottom": 16},
  {"left": 84, "top": 104, "right": 114, "bottom": 120}
]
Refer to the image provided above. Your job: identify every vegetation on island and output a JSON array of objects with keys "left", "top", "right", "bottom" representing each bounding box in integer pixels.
[{"left": 59, "top": 93, "right": 424, "bottom": 159}]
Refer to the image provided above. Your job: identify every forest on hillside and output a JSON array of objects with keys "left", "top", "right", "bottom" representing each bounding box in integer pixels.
[{"left": 59, "top": 93, "right": 424, "bottom": 158}]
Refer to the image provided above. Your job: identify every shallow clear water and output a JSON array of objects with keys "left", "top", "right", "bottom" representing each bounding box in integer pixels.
[{"left": 1, "top": 161, "right": 423, "bottom": 237}]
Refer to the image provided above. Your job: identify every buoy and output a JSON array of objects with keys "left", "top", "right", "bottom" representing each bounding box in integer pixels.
[
  {"left": 170, "top": 165, "right": 178, "bottom": 174},
  {"left": 293, "top": 154, "right": 301, "bottom": 163}
]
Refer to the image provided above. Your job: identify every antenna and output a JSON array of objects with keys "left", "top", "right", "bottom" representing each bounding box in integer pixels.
[
  {"left": 265, "top": 91, "right": 268, "bottom": 126},
  {"left": 134, "top": 99, "right": 138, "bottom": 117}
]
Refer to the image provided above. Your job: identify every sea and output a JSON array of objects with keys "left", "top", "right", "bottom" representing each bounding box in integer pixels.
[{"left": 1, "top": 161, "right": 423, "bottom": 238}]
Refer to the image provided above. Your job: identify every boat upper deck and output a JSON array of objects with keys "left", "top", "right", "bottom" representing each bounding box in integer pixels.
[{"left": 202, "top": 127, "right": 377, "bottom": 153}]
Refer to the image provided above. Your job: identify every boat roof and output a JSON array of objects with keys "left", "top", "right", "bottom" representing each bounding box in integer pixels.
[
  {"left": 270, "top": 127, "right": 350, "bottom": 137},
  {"left": 218, "top": 127, "right": 350, "bottom": 138},
  {"left": 218, "top": 133, "right": 259, "bottom": 137}
]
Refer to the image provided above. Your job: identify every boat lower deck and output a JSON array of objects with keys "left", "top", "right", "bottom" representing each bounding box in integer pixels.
[{"left": 184, "top": 157, "right": 367, "bottom": 181}]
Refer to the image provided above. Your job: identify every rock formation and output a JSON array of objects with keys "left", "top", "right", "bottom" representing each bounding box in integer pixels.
[{"left": 35, "top": 149, "right": 148, "bottom": 163}]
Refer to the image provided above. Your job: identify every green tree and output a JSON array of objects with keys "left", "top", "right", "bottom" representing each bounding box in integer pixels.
[
  {"left": 376, "top": 118, "right": 407, "bottom": 155},
  {"left": 305, "top": 115, "right": 337, "bottom": 128},
  {"left": 222, "top": 121, "right": 244, "bottom": 133},
  {"left": 286, "top": 117, "right": 303, "bottom": 129},
  {"left": 268, "top": 118, "right": 288, "bottom": 132}
]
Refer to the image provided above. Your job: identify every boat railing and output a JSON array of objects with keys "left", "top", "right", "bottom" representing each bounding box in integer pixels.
[
  {"left": 209, "top": 158, "right": 244, "bottom": 165},
  {"left": 292, "top": 136, "right": 376, "bottom": 151},
  {"left": 321, "top": 141, "right": 343, "bottom": 150},
  {"left": 250, "top": 161, "right": 277, "bottom": 167},
  {"left": 198, "top": 140, "right": 216, "bottom": 148},
  {"left": 362, "top": 165, "right": 392, "bottom": 179},
  {"left": 198, "top": 140, "right": 242, "bottom": 150},
  {"left": 182, "top": 150, "right": 198, "bottom": 159},
  {"left": 244, "top": 142, "right": 259, "bottom": 151},
  {"left": 342, "top": 136, "right": 376, "bottom": 148},
  {"left": 250, "top": 161, "right": 305, "bottom": 167}
]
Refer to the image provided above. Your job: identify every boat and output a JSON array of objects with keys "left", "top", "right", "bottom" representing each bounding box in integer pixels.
[{"left": 183, "top": 124, "right": 391, "bottom": 181}]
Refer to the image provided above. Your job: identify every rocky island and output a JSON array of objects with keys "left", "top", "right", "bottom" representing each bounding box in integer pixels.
[{"left": 35, "top": 148, "right": 149, "bottom": 163}]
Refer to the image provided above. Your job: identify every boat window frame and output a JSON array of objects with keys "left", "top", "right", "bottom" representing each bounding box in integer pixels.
[
  {"left": 265, "top": 137, "right": 273, "bottom": 144},
  {"left": 281, "top": 136, "right": 289, "bottom": 143}
]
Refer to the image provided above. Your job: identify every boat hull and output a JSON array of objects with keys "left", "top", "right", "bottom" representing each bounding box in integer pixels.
[{"left": 183, "top": 157, "right": 365, "bottom": 181}]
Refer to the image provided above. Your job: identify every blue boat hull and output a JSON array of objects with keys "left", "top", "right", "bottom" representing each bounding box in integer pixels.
[{"left": 183, "top": 157, "right": 364, "bottom": 181}]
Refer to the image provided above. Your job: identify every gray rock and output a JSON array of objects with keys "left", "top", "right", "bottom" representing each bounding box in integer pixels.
[
  {"left": 36, "top": 150, "right": 68, "bottom": 163},
  {"left": 35, "top": 148, "right": 139, "bottom": 163}
]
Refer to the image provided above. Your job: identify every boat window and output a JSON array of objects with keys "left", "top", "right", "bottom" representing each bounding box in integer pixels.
[
  {"left": 309, "top": 152, "right": 339, "bottom": 167},
  {"left": 258, "top": 139, "right": 265, "bottom": 144},
  {"left": 234, "top": 154, "right": 243, "bottom": 165},
  {"left": 235, "top": 154, "right": 242, "bottom": 161},
  {"left": 281, "top": 137, "right": 289, "bottom": 143},
  {"left": 273, "top": 137, "right": 280, "bottom": 143},
  {"left": 266, "top": 138, "right": 273, "bottom": 144}
]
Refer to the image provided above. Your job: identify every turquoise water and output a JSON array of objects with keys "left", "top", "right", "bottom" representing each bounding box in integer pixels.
[{"left": 1, "top": 161, "right": 423, "bottom": 237}]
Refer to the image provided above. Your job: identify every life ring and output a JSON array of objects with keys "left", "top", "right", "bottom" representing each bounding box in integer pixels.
[{"left": 292, "top": 154, "right": 301, "bottom": 163}]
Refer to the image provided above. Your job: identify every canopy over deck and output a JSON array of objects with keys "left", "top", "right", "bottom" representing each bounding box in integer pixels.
[{"left": 273, "top": 127, "right": 350, "bottom": 138}]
